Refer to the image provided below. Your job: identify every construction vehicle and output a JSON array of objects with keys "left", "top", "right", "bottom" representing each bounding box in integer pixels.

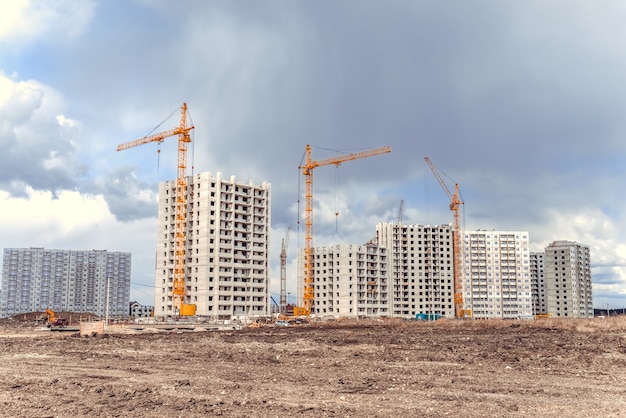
[
  {"left": 279, "top": 227, "right": 291, "bottom": 315},
  {"left": 45, "top": 308, "right": 55, "bottom": 323},
  {"left": 45, "top": 308, "right": 68, "bottom": 327},
  {"left": 117, "top": 103, "right": 197, "bottom": 317},
  {"left": 48, "top": 318, "right": 68, "bottom": 328},
  {"left": 424, "top": 157, "right": 468, "bottom": 319},
  {"left": 293, "top": 145, "right": 391, "bottom": 316}
]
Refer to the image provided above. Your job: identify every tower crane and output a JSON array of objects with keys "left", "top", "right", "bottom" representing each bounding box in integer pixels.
[
  {"left": 280, "top": 226, "right": 291, "bottom": 314},
  {"left": 293, "top": 144, "right": 391, "bottom": 316},
  {"left": 117, "top": 103, "right": 197, "bottom": 316},
  {"left": 424, "top": 157, "right": 465, "bottom": 318}
]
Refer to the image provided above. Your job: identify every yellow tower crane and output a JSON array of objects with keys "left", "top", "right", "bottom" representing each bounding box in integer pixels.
[
  {"left": 293, "top": 144, "right": 391, "bottom": 316},
  {"left": 424, "top": 157, "right": 466, "bottom": 319},
  {"left": 117, "top": 103, "right": 197, "bottom": 316}
]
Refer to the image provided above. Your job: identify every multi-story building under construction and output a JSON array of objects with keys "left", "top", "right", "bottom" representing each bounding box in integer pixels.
[
  {"left": 154, "top": 171, "right": 271, "bottom": 319},
  {"left": 376, "top": 222, "right": 454, "bottom": 319},
  {"left": 530, "top": 252, "right": 547, "bottom": 315},
  {"left": 306, "top": 226, "right": 594, "bottom": 321},
  {"left": 308, "top": 243, "right": 389, "bottom": 318},
  {"left": 0, "top": 247, "right": 131, "bottom": 318}
]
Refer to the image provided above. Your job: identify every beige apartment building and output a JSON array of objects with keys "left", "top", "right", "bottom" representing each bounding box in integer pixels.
[{"left": 462, "top": 230, "right": 532, "bottom": 319}]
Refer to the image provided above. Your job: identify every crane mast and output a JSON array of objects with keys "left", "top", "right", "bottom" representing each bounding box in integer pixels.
[
  {"left": 280, "top": 227, "right": 291, "bottom": 314},
  {"left": 117, "top": 103, "right": 196, "bottom": 316},
  {"left": 398, "top": 199, "right": 404, "bottom": 225},
  {"left": 424, "top": 157, "right": 465, "bottom": 319},
  {"left": 294, "top": 144, "right": 391, "bottom": 316}
]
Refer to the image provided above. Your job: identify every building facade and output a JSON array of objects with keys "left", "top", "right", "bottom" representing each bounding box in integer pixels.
[
  {"left": 129, "top": 301, "right": 154, "bottom": 318},
  {"left": 300, "top": 225, "right": 593, "bottom": 320},
  {"left": 544, "top": 240, "right": 593, "bottom": 318},
  {"left": 530, "top": 252, "right": 547, "bottom": 315},
  {"left": 0, "top": 248, "right": 131, "bottom": 318},
  {"left": 154, "top": 172, "right": 271, "bottom": 319},
  {"left": 307, "top": 243, "right": 390, "bottom": 318},
  {"left": 377, "top": 222, "right": 455, "bottom": 319},
  {"left": 461, "top": 230, "right": 532, "bottom": 319}
]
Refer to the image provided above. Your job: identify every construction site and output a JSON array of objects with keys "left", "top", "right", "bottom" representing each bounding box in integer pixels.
[
  {"left": 0, "top": 104, "right": 610, "bottom": 417},
  {"left": 112, "top": 103, "right": 511, "bottom": 323},
  {"left": 0, "top": 315, "right": 625, "bottom": 417},
  {"left": 2, "top": 103, "right": 591, "bottom": 325}
]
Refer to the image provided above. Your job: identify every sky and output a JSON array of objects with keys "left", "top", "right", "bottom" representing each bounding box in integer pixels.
[{"left": 1, "top": 0, "right": 625, "bottom": 310}]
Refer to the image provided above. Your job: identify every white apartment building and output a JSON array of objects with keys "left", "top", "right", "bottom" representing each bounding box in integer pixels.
[
  {"left": 377, "top": 223, "right": 454, "bottom": 319},
  {"left": 0, "top": 248, "right": 131, "bottom": 318},
  {"left": 309, "top": 243, "right": 390, "bottom": 318},
  {"left": 530, "top": 252, "right": 547, "bottom": 315},
  {"left": 544, "top": 240, "right": 593, "bottom": 318},
  {"left": 462, "top": 230, "right": 532, "bottom": 319},
  {"left": 154, "top": 172, "right": 271, "bottom": 319}
]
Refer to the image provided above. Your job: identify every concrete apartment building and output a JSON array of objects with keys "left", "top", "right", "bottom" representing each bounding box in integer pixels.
[
  {"left": 461, "top": 230, "right": 532, "bottom": 319},
  {"left": 154, "top": 171, "right": 271, "bottom": 319},
  {"left": 530, "top": 252, "right": 547, "bottom": 315},
  {"left": 377, "top": 222, "right": 454, "bottom": 319},
  {"left": 544, "top": 240, "right": 593, "bottom": 318},
  {"left": 308, "top": 243, "right": 390, "bottom": 318},
  {"left": 0, "top": 248, "right": 131, "bottom": 318},
  {"left": 303, "top": 225, "right": 592, "bottom": 321}
]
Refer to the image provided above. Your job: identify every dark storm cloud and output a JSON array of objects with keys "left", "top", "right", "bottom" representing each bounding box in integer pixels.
[{"left": 95, "top": 166, "right": 158, "bottom": 222}]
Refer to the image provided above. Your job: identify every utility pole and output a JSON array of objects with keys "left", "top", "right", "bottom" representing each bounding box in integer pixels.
[{"left": 105, "top": 276, "right": 110, "bottom": 330}]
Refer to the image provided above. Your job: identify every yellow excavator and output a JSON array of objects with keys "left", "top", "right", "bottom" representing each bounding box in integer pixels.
[{"left": 45, "top": 308, "right": 68, "bottom": 328}]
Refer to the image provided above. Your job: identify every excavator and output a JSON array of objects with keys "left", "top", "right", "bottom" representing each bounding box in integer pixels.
[{"left": 45, "top": 308, "right": 68, "bottom": 328}]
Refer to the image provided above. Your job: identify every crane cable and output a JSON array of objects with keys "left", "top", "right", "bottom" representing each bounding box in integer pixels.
[
  {"left": 188, "top": 109, "right": 195, "bottom": 176},
  {"left": 140, "top": 106, "right": 179, "bottom": 176}
]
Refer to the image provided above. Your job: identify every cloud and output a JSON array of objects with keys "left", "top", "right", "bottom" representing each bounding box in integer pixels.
[
  {"left": 0, "top": 72, "right": 84, "bottom": 196},
  {"left": 0, "top": 188, "right": 108, "bottom": 239},
  {"left": 92, "top": 166, "right": 158, "bottom": 223},
  {"left": 0, "top": 0, "right": 95, "bottom": 44}
]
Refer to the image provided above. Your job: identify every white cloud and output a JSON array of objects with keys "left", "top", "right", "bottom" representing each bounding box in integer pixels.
[
  {"left": 0, "top": 74, "right": 44, "bottom": 123},
  {"left": 0, "top": 71, "right": 86, "bottom": 195},
  {"left": 0, "top": 0, "right": 95, "bottom": 43},
  {"left": 56, "top": 114, "right": 78, "bottom": 128},
  {"left": 0, "top": 188, "right": 109, "bottom": 239},
  {"left": 0, "top": 1, "right": 29, "bottom": 40}
]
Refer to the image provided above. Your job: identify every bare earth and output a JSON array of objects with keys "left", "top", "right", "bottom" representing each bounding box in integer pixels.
[{"left": 0, "top": 317, "right": 625, "bottom": 418}]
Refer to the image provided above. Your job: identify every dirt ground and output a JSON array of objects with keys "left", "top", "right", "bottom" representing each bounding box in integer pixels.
[{"left": 0, "top": 317, "right": 625, "bottom": 418}]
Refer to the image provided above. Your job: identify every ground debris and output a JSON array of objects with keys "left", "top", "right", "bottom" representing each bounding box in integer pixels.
[{"left": 0, "top": 317, "right": 624, "bottom": 417}]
